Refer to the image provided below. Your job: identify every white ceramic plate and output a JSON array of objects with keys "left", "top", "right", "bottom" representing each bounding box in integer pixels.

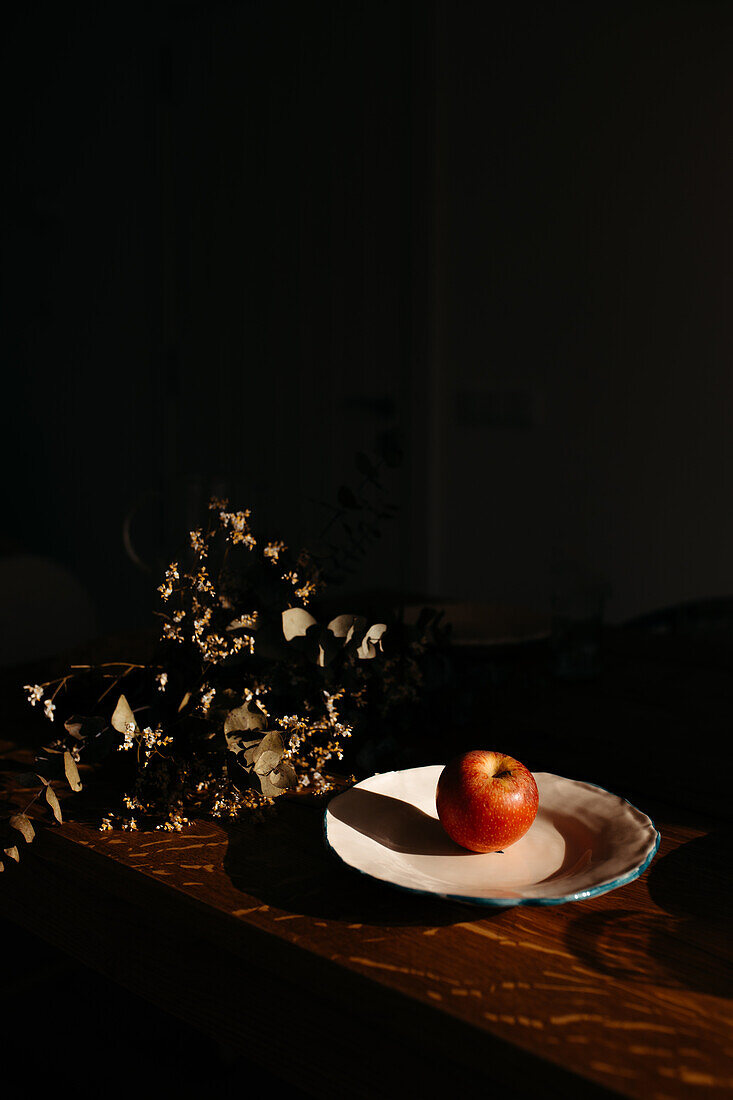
[{"left": 324, "top": 766, "right": 660, "bottom": 907}]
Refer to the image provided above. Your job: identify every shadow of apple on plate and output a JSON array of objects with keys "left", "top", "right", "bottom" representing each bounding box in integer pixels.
[{"left": 326, "top": 787, "right": 474, "bottom": 857}]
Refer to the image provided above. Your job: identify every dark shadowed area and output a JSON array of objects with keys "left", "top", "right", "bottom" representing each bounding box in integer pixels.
[
  {"left": 2, "top": 4, "right": 733, "bottom": 1091},
  {"left": 3, "top": 0, "right": 733, "bottom": 660}
]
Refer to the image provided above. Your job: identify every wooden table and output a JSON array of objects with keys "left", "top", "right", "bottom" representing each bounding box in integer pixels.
[{"left": 1, "top": 635, "right": 731, "bottom": 1098}]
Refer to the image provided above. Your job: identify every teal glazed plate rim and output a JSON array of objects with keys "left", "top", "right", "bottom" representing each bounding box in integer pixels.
[{"left": 323, "top": 766, "right": 660, "bottom": 907}]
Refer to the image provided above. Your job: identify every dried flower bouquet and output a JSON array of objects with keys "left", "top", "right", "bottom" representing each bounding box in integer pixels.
[{"left": 3, "top": 462, "right": 445, "bottom": 868}]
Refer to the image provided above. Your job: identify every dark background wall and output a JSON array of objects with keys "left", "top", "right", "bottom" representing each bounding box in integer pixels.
[
  {"left": 2, "top": 0, "right": 733, "bottom": 655},
  {"left": 434, "top": 0, "right": 733, "bottom": 623},
  {"left": 1, "top": 0, "right": 431, "bottom": 649}
]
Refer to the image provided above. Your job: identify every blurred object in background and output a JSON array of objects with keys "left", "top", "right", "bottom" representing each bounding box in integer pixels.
[
  {"left": 625, "top": 596, "right": 733, "bottom": 640},
  {"left": 403, "top": 599, "right": 551, "bottom": 649},
  {"left": 0, "top": 553, "right": 96, "bottom": 666},
  {"left": 551, "top": 561, "right": 609, "bottom": 680},
  {"left": 123, "top": 474, "right": 231, "bottom": 580}
]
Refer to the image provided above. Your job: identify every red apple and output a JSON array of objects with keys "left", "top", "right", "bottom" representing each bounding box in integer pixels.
[{"left": 436, "top": 750, "right": 539, "bottom": 853}]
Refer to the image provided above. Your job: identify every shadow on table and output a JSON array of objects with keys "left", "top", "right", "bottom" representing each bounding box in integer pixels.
[
  {"left": 221, "top": 801, "right": 496, "bottom": 928},
  {"left": 0, "top": 912, "right": 313, "bottom": 1098},
  {"left": 563, "top": 827, "right": 732, "bottom": 997}
]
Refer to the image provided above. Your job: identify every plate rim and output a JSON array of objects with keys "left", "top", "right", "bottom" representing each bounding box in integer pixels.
[{"left": 323, "top": 766, "right": 661, "bottom": 908}]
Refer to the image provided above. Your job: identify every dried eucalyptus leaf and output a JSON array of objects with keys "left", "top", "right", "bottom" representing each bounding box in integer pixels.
[
  {"left": 242, "top": 746, "right": 260, "bottom": 767},
  {"left": 252, "top": 731, "right": 285, "bottom": 761},
  {"left": 326, "top": 613, "right": 365, "bottom": 639},
  {"left": 3, "top": 846, "right": 20, "bottom": 863},
  {"left": 254, "top": 749, "right": 284, "bottom": 776},
  {"left": 258, "top": 764, "right": 296, "bottom": 798},
  {"left": 45, "top": 785, "right": 63, "bottom": 823},
  {"left": 226, "top": 750, "right": 257, "bottom": 794},
  {"left": 282, "top": 608, "right": 317, "bottom": 641},
  {"left": 9, "top": 815, "right": 35, "bottom": 844},
  {"left": 63, "top": 714, "right": 106, "bottom": 742},
  {"left": 225, "top": 732, "right": 261, "bottom": 755},
  {"left": 258, "top": 774, "right": 283, "bottom": 798},
  {"left": 111, "top": 694, "right": 136, "bottom": 734},
  {"left": 357, "top": 623, "right": 388, "bottom": 659},
  {"left": 226, "top": 616, "right": 258, "bottom": 632},
  {"left": 63, "top": 751, "right": 82, "bottom": 792},
  {"left": 338, "top": 617, "right": 368, "bottom": 649},
  {"left": 224, "top": 703, "right": 267, "bottom": 736},
  {"left": 271, "top": 761, "right": 297, "bottom": 789},
  {"left": 63, "top": 717, "right": 83, "bottom": 739},
  {"left": 177, "top": 691, "right": 192, "bottom": 714}
]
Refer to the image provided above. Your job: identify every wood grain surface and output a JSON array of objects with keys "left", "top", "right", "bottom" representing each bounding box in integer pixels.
[
  {"left": 0, "top": 734, "right": 730, "bottom": 1099},
  {"left": 1, "top": 628, "right": 731, "bottom": 1098}
]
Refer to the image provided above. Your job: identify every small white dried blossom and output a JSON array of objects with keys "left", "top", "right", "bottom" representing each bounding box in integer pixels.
[
  {"left": 140, "top": 726, "right": 173, "bottom": 761},
  {"left": 295, "top": 581, "right": 317, "bottom": 604},
  {"left": 210, "top": 790, "right": 242, "bottom": 818},
  {"left": 24, "top": 684, "right": 44, "bottom": 706},
  {"left": 198, "top": 633, "right": 230, "bottom": 663},
  {"left": 119, "top": 721, "right": 137, "bottom": 751},
  {"left": 156, "top": 671, "right": 168, "bottom": 692},
  {"left": 244, "top": 685, "right": 269, "bottom": 715},
  {"left": 194, "top": 567, "right": 215, "bottom": 594},
  {"left": 189, "top": 528, "right": 207, "bottom": 556},
  {"left": 162, "top": 622, "right": 184, "bottom": 643},
  {"left": 43, "top": 699, "right": 56, "bottom": 722},
  {"left": 193, "top": 606, "right": 213, "bottom": 642},
  {"left": 228, "top": 611, "right": 258, "bottom": 629},
  {"left": 263, "top": 540, "right": 286, "bottom": 563},
  {"left": 220, "top": 509, "right": 255, "bottom": 547},
  {"left": 158, "top": 562, "right": 180, "bottom": 602},
  {"left": 155, "top": 811, "right": 190, "bottom": 832},
  {"left": 200, "top": 686, "right": 216, "bottom": 714}
]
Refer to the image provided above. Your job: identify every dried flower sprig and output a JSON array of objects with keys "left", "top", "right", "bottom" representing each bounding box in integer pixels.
[{"left": 4, "top": 448, "right": 446, "bottom": 858}]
